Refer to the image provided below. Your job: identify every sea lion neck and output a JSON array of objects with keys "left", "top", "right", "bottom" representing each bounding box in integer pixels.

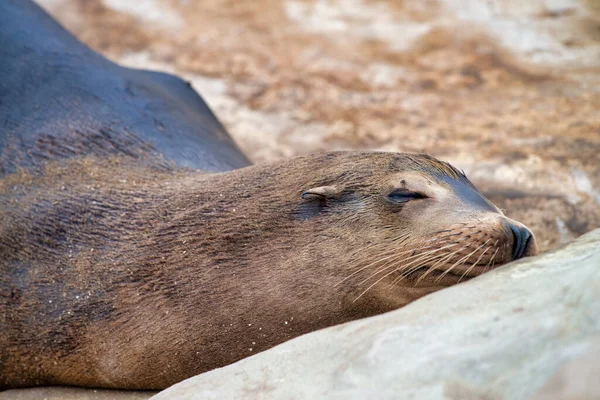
[
  {"left": 148, "top": 162, "right": 331, "bottom": 267},
  {"left": 142, "top": 158, "right": 371, "bottom": 304}
]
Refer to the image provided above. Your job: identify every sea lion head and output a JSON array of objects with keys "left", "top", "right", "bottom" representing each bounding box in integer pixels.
[{"left": 273, "top": 151, "right": 538, "bottom": 308}]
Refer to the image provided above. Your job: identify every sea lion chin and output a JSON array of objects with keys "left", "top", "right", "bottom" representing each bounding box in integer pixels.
[{"left": 0, "top": 151, "right": 537, "bottom": 390}]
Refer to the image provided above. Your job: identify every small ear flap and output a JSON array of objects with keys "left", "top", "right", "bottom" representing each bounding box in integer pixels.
[{"left": 301, "top": 186, "right": 342, "bottom": 200}]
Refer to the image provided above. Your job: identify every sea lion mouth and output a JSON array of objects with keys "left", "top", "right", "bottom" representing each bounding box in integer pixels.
[
  {"left": 401, "top": 262, "right": 499, "bottom": 285},
  {"left": 347, "top": 236, "right": 511, "bottom": 301},
  {"left": 438, "top": 262, "right": 498, "bottom": 278}
]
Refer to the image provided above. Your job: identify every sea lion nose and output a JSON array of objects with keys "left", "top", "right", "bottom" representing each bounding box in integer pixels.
[{"left": 508, "top": 223, "right": 534, "bottom": 261}]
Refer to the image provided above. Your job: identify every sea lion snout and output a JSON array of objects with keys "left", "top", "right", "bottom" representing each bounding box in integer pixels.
[{"left": 502, "top": 218, "right": 538, "bottom": 260}]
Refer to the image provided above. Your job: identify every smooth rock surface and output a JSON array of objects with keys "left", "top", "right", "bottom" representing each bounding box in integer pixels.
[
  {"left": 152, "top": 228, "right": 600, "bottom": 400},
  {"left": 530, "top": 344, "right": 600, "bottom": 400}
]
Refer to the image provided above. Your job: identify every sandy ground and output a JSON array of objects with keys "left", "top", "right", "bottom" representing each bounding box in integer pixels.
[{"left": 35, "top": 0, "right": 600, "bottom": 251}]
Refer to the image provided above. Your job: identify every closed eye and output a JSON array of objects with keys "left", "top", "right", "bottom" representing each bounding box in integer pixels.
[{"left": 387, "top": 189, "right": 427, "bottom": 203}]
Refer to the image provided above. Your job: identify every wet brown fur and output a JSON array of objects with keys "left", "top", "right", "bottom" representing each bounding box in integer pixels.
[{"left": 0, "top": 151, "right": 537, "bottom": 389}]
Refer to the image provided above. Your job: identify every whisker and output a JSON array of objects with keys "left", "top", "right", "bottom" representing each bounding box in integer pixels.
[
  {"left": 356, "top": 243, "right": 459, "bottom": 286},
  {"left": 488, "top": 248, "right": 500, "bottom": 270},
  {"left": 352, "top": 256, "right": 435, "bottom": 303},
  {"left": 458, "top": 240, "right": 493, "bottom": 283},
  {"left": 391, "top": 243, "right": 466, "bottom": 285},
  {"left": 433, "top": 237, "right": 496, "bottom": 284},
  {"left": 413, "top": 245, "right": 467, "bottom": 286},
  {"left": 483, "top": 241, "right": 500, "bottom": 274},
  {"left": 434, "top": 243, "right": 483, "bottom": 284},
  {"left": 390, "top": 239, "right": 474, "bottom": 283},
  {"left": 345, "top": 231, "right": 466, "bottom": 273},
  {"left": 352, "top": 245, "right": 460, "bottom": 303},
  {"left": 336, "top": 243, "right": 436, "bottom": 286},
  {"left": 457, "top": 239, "right": 493, "bottom": 283},
  {"left": 337, "top": 233, "right": 454, "bottom": 286},
  {"left": 389, "top": 250, "right": 449, "bottom": 286}
]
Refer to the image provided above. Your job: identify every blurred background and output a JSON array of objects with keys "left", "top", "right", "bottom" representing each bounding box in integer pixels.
[{"left": 37, "top": 0, "right": 600, "bottom": 252}]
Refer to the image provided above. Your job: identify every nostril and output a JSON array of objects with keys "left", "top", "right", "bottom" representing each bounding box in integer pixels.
[{"left": 510, "top": 225, "right": 532, "bottom": 260}]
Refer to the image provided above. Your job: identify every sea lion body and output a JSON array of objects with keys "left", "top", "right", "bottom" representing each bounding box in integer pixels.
[
  {"left": 0, "top": 0, "right": 250, "bottom": 175},
  {"left": 0, "top": 0, "right": 538, "bottom": 391},
  {"left": 1, "top": 152, "right": 537, "bottom": 389}
]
